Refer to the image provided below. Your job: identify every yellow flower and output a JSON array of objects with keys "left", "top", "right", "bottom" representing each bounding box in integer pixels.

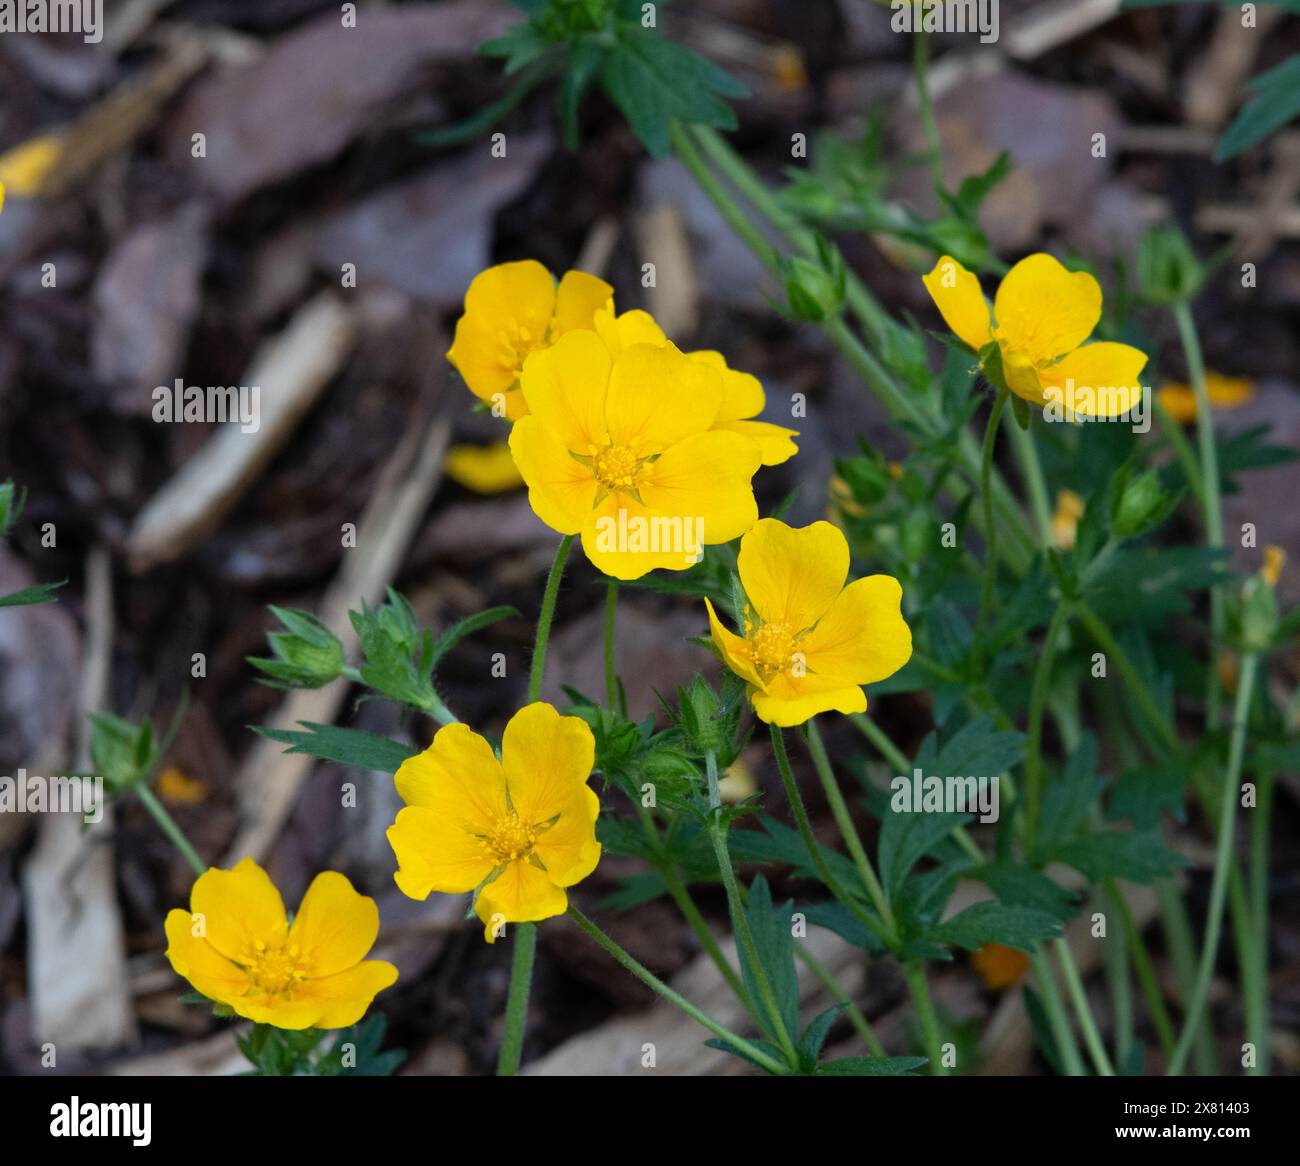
[
  {"left": 445, "top": 442, "right": 525, "bottom": 493},
  {"left": 386, "top": 703, "right": 601, "bottom": 942},
  {"left": 593, "top": 306, "right": 799, "bottom": 466},
  {"left": 447, "top": 260, "right": 613, "bottom": 421},
  {"left": 509, "top": 330, "right": 763, "bottom": 579},
  {"left": 706, "top": 519, "right": 912, "bottom": 726},
  {"left": 0, "top": 133, "right": 63, "bottom": 199},
  {"left": 155, "top": 766, "right": 208, "bottom": 806},
  {"left": 922, "top": 253, "right": 1147, "bottom": 417},
  {"left": 1050, "top": 489, "right": 1085, "bottom": 551},
  {"left": 971, "top": 943, "right": 1030, "bottom": 991},
  {"left": 1263, "top": 544, "right": 1285, "bottom": 589},
  {"left": 164, "top": 859, "right": 397, "bottom": 1030},
  {"left": 1157, "top": 372, "right": 1255, "bottom": 425}
]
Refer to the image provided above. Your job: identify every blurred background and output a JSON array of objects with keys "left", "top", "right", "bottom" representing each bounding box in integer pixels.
[{"left": 0, "top": 0, "right": 1297, "bottom": 1075}]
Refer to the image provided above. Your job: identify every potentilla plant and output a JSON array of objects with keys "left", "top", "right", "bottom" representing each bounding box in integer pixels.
[{"left": 104, "top": 3, "right": 1298, "bottom": 1079}]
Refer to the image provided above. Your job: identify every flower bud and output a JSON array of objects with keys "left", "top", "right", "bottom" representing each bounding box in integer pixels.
[
  {"left": 249, "top": 606, "right": 345, "bottom": 689},
  {"left": 1137, "top": 225, "right": 1205, "bottom": 306}
]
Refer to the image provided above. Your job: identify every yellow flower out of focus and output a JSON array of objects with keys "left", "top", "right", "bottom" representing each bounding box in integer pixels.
[
  {"left": 447, "top": 260, "right": 613, "bottom": 421},
  {"left": 922, "top": 253, "right": 1148, "bottom": 418},
  {"left": 1050, "top": 489, "right": 1085, "bottom": 551},
  {"left": 0, "top": 133, "right": 63, "bottom": 199},
  {"left": 445, "top": 442, "right": 525, "bottom": 494},
  {"left": 155, "top": 766, "right": 208, "bottom": 806},
  {"left": 164, "top": 859, "right": 397, "bottom": 1030},
  {"left": 971, "top": 942, "right": 1030, "bottom": 991},
  {"left": 509, "top": 331, "right": 763, "bottom": 580},
  {"left": 1263, "top": 544, "right": 1285, "bottom": 589},
  {"left": 706, "top": 519, "right": 912, "bottom": 726},
  {"left": 386, "top": 702, "right": 601, "bottom": 942},
  {"left": 1157, "top": 372, "right": 1255, "bottom": 425},
  {"left": 593, "top": 305, "right": 799, "bottom": 466}
]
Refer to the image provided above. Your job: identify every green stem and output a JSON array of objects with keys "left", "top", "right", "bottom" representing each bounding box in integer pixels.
[
  {"left": 1007, "top": 413, "right": 1055, "bottom": 547},
  {"left": 769, "top": 725, "right": 894, "bottom": 948},
  {"left": 1167, "top": 652, "right": 1258, "bottom": 1075},
  {"left": 1108, "top": 877, "right": 1177, "bottom": 1059},
  {"left": 1246, "top": 765, "right": 1275, "bottom": 1075},
  {"left": 1025, "top": 603, "right": 1071, "bottom": 842},
  {"left": 902, "top": 959, "right": 947, "bottom": 1075},
  {"left": 496, "top": 922, "right": 536, "bottom": 1075},
  {"left": 136, "top": 785, "right": 206, "bottom": 878},
  {"left": 567, "top": 906, "right": 789, "bottom": 1075},
  {"left": 704, "top": 749, "right": 800, "bottom": 1066},
  {"left": 804, "top": 719, "right": 897, "bottom": 938},
  {"left": 1153, "top": 397, "right": 1205, "bottom": 503},
  {"left": 1174, "top": 300, "right": 1224, "bottom": 727},
  {"left": 795, "top": 945, "right": 887, "bottom": 1056},
  {"left": 603, "top": 580, "right": 620, "bottom": 711},
  {"left": 1055, "top": 939, "right": 1115, "bottom": 1076},
  {"left": 528, "top": 534, "right": 574, "bottom": 703},
  {"left": 1104, "top": 897, "right": 1134, "bottom": 1068},
  {"left": 1073, "top": 601, "right": 1182, "bottom": 755},
  {"left": 1029, "top": 950, "right": 1088, "bottom": 1076},
  {"left": 975, "top": 390, "right": 1009, "bottom": 658},
  {"left": 1158, "top": 882, "right": 1221, "bottom": 1074},
  {"left": 912, "top": 30, "right": 945, "bottom": 192}
]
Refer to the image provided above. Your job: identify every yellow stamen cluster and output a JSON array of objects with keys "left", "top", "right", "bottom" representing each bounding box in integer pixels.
[
  {"left": 483, "top": 811, "right": 539, "bottom": 865},
  {"left": 746, "top": 620, "right": 800, "bottom": 678},
  {"left": 245, "top": 939, "right": 310, "bottom": 996},
  {"left": 593, "top": 444, "right": 643, "bottom": 493},
  {"left": 495, "top": 313, "right": 546, "bottom": 376}
]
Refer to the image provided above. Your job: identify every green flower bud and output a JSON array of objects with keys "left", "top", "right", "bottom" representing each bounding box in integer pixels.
[
  {"left": 783, "top": 239, "right": 846, "bottom": 322},
  {"left": 248, "top": 606, "right": 345, "bottom": 689},
  {"left": 1137, "top": 225, "right": 1206, "bottom": 306},
  {"left": 1238, "top": 575, "right": 1279, "bottom": 653},
  {"left": 1110, "top": 469, "right": 1172, "bottom": 539}
]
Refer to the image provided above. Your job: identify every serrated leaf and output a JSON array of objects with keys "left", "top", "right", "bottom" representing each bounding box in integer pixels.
[
  {"left": 255, "top": 722, "right": 416, "bottom": 773},
  {"left": 428, "top": 605, "right": 519, "bottom": 671},
  {"left": 1056, "top": 829, "right": 1185, "bottom": 884},
  {"left": 814, "top": 1055, "right": 928, "bottom": 1076},
  {"left": 931, "top": 901, "right": 1063, "bottom": 953}
]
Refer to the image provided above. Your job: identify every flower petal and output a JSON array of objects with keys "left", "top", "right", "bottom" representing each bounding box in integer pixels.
[
  {"left": 500, "top": 702, "right": 596, "bottom": 823},
  {"left": 738, "top": 519, "right": 848, "bottom": 631},
  {"left": 190, "top": 857, "right": 288, "bottom": 963},
  {"left": 475, "top": 861, "right": 568, "bottom": 941},
  {"left": 534, "top": 786, "right": 602, "bottom": 888},
  {"left": 387, "top": 805, "right": 496, "bottom": 898},
  {"left": 296, "top": 960, "right": 399, "bottom": 1029},
  {"left": 750, "top": 672, "right": 868, "bottom": 727},
  {"left": 593, "top": 306, "right": 667, "bottom": 357},
  {"left": 638, "top": 429, "right": 761, "bottom": 546},
  {"left": 705, "top": 597, "right": 764, "bottom": 690},
  {"left": 1037, "top": 342, "right": 1148, "bottom": 418},
  {"left": 799, "top": 575, "right": 913, "bottom": 685},
  {"left": 288, "top": 871, "right": 381, "bottom": 978},
  {"left": 604, "top": 344, "right": 720, "bottom": 454},
  {"left": 713, "top": 418, "right": 799, "bottom": 466},
  {"left": 922, "top": 255, "right": 992, "bottom": 352},
  {"left": 509, "top": 415, "right": 598, "bottom": 534},
  {"left": 164, "top": 908, "right": 251, "bottom": 1004},
  {"left": 579, "top": 492, "right": 705, "bottom": 579},
  {"left": 445, "top": 442, "right": 524, "bottom": 494},
  {"left": 691, "top": 351, "right": 765, "bottom": 420},
  {"left": 520, "top": 329, "right": 611, "bottom": 453},
  {"left": 993, "top": 253, "right": 1101, "bottom": 364},
  {"left": 553, "top": 270, "right": 614, "bottom": 335},
  {"left": 394, "top": 722, "right": 506, "bottom": 824}
]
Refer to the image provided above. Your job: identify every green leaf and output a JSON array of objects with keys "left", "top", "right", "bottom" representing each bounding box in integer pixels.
[
  {"left": 1056, "top": 829, "right": 1185, "bottom": 884},
  {"left": 428, "top": 605, "right": 519, "bottom": 671},
  {"left": 814, "top": 1055, "right": 929, "bottom": 1076},
  {"left": 736, "top": 875, "right": 800, "bottom": 1048},
  {"left": 1216, "top": 54, "right": 1300, "bottom": 161},
  {"left": 482, "top": 21, "right": 553, "bottom": 74},
  {"left": 1107, "top": 764, "right": 1186, "bottom": 829},
  {"left": 560, "top": 38, "right": 605, "bottom": 148},
  {"left": 0, "top": 580, "right": 65, "bottom": 607},
  {"left": 973, "top": 861, "right": 1078, "bottom": 921},
  {"left": 254, "top": 722, "right": 416, "bottom": 773},
  {"left": 930, "top": 901, "right": 1063, "bottom": 953},
  {"left": 599, "top": 25, "right": 747, "bottom": 158},
  {"left": 1032, "top": 734, "right": 1105, "bottom": 857},
  {"left": 417, "top": 59, "right": 555, "bottom": 149},
  {"left": 799, "top": 1003, "right": 847, "bottom": 1070},
  {"left": 1021, "top": 985, "right": 1065, "bottom": 1075},
  {"left": 702, "top": 1036, "right": 788, "bottom": 1075}
]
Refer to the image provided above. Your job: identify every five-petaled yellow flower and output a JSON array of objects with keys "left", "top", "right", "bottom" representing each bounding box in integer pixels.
[
  {"left": 593, "top": 305, "right": 800, "bottom": 466},
  {"left": 706, "top": 519, "right": 912, "bottom": 726},
  {"left": 386, "top": 702, "right": 601, "bottom": 942},
  {"left": 447, "top": 260, "right": 613, "bottom": 421},
  {"left": 922, "top": 253, "right": 1147, "bottom": 418},
  {"left": 509, "top": 330, "right": 763, "bottom": 579},
  {"left": 164, "top": 858, "right": 398, "bottom": 1030}
]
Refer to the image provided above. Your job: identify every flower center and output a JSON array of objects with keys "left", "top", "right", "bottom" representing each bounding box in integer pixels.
[
  {"left": 747, "top": 621, "right": 799, "bottom": 678},
  {"left": 495, "top": 312, "right": 547, "bottom": 377},
  {"left": 245, "top": 939, "right": 309, "bottom": 996},
  {"left": 593, "top": 444, "right": 643, "bottom": 492},
  {"left": 484, "top": 812, "right": 537, "bottom": 865}
]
